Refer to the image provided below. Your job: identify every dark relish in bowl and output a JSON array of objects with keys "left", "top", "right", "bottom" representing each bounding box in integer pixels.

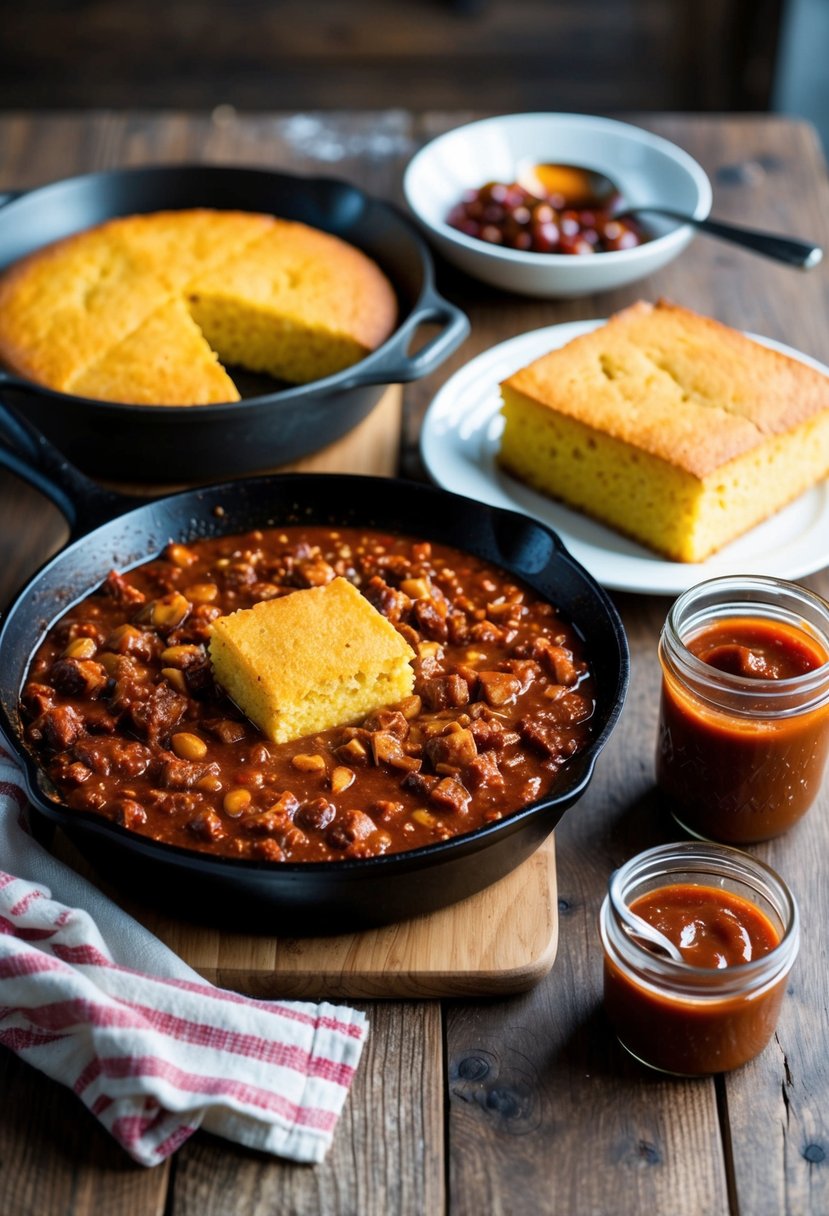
[{"left": 447, "top": 180, "right": 650, "bottom": 255}]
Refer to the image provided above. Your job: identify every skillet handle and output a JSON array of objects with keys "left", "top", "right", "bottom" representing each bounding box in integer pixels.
[
  {"left": 0, "top": 400, "right": 134, "bottom": 537},
  {"left": 337, "top": 285, "right": 469, "bottom": 389}
]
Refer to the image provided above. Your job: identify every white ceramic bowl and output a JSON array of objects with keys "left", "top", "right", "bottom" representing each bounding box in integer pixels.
[{"left": 403, "top": 113, "right": 713, "bottom": 298}]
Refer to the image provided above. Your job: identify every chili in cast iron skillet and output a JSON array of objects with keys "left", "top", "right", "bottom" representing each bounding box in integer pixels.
[
  {"left": 0, "top": 409, "right": 629, "bottom": 932},
  {"left": 0, "top": 164, "right": 468, "bottom": 482}
]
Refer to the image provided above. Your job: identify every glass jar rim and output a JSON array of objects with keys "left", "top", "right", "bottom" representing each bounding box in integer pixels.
[
  {"left": 603, "top": 841, "right": 800, "bottom": 993},
  {"left": 662, "top": 575, "right": 829, "bottom": 712}
]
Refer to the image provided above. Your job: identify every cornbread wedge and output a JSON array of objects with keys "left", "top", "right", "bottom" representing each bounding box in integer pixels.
[
  {"left": 186, "top": 218, "right": 397, "bottom": 385},
  {"left": 499, "top": 300, "right": 829, "bottom": 562},
  {"left": 0, "top": 210, "right": 273, "bottom": 393},
  {"left": 209, "top": 577, "right": 415, "bottom": 744},
  {"left": 70, "top": 299, "right": 239, "bottom": 405}
]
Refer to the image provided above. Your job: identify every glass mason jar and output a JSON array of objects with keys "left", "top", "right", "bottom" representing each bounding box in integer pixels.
[
  {"left": 600, "top": 842, "right": 800, "bottom": 1076},
  {"left": 656, "top": 575, "right": 829, "bottom": 843}
]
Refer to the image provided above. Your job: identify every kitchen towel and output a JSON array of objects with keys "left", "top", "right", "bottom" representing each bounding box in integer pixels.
[{"left": 0, "top": 740, "right": 368, "bottom": 1167}]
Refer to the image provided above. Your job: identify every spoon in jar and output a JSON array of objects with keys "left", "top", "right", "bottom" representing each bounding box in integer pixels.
[
  {"left": 618, "top": 903, "right": 685, "bottom": 964},
  {"left": 518, "top": 163, "right": 823, "bottom": 270}
]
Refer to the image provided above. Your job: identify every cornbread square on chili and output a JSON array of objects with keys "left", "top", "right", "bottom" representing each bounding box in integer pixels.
[{"left": 209, "top": 577, "right": 415, "bottom": 744}]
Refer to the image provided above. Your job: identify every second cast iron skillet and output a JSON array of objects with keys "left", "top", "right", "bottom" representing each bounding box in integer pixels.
[
  {"left": 0, "top": 410, "right": 629, "bottom": 932},
  {"left": 0, "top": 164, "right": 469, "bottom": 481}
]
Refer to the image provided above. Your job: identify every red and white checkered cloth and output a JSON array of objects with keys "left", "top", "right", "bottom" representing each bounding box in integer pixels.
[{"left": 0, "top": 741, "right": 368, "bottom": 1167}]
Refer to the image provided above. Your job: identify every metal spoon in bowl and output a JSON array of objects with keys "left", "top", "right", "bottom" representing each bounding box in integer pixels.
[{"left": 518, "top": 163, "right": 823, "bottom": 270}]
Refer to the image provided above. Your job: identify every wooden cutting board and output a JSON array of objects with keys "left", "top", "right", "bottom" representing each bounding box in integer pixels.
[
  {"left": 52, "top": 830, "right": 558, "bottom": 998},
  {"left": 57, "top": 384, "right": 561, "bottom": 997},
  {"left": 283, "top": 384, "right": 403, "bottom": 477},
  {"left": 108, "top": 383, "right": 405, "bottom": 492}
]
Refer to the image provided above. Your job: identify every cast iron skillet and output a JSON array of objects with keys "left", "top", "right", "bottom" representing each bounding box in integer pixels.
[
  {"left": 0, "top": 164, "right": 469, "bottom": 482},
  {"left": 0, "top": 409, "right": 629, "bottom": 933}
]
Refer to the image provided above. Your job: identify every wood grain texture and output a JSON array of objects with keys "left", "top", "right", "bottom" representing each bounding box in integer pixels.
[
  {"left": 51, "top": 832, "right": 557, "bottom": 999},
  {"left": 0, "top": 1048, "right": 169, "bottom": 1216},
  {"left": 166, "top": 1002, "right": 444, "bottom": 1216},
  {"left": 414, "top": 113, "right": 829, "bottom": 1216},
  {"left": 721, "top": 556, "right": 829, "bottom": 1216},
  {"left": 0, "top": 0, "right": 781, "bottom": 112},
  {"left": 444, "top": 597, "right": 729, "bottom": 1216}
]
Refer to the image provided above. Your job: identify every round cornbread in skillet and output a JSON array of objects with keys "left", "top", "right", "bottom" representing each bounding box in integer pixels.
[{"left": 0, "top": 209, "right": 397, "bottom": 405}]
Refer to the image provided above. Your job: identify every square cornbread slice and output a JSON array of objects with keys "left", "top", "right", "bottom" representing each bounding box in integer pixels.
[
  {"left": 209, "top": 577, "right": 415, "bottom": 744},
  {"left": 499, "top": 300, "right": 829, "bottom": 562}
]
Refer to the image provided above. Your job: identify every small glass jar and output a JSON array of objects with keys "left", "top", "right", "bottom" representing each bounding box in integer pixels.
[
  {"left": 656, "top": 575, "right": 829, "bottom": 843},
  {"left": 600, "top": 842, "right": 800, "bottom": 1076}
]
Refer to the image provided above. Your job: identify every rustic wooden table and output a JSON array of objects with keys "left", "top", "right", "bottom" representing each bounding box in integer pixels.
[{"left": 1, "top": 111, "right": 828, "bottom": 1216}]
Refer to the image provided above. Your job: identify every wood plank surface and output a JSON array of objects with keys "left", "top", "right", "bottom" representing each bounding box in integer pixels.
[
  {"left": 167, "top": 1003, "right": 444, "bottom": 1216},
  {"left": 0, "top": 0, "right": 781, "bottom": 112},
  {"left": 1, "top": 111, "right": 829, "bottom": 1216},
  {"left": 443, "top": 596, "right": 728, "bottom": 1216},
  {"left": 0, "top": 1048, "right": 169, "bottom": 1216}
]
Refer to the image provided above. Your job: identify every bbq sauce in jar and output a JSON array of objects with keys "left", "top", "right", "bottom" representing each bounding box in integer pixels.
[
  {"left": 628, "top": 884, "right": 779, "bottom": 968},
  {"left": 600, "top": 843, "right": 799, "bottom": 1076},
  {"left": 656, "top": 577, "right": 829, "bottom": 843}
]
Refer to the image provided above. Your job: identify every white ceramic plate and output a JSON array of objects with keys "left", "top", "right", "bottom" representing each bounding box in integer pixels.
[{"left": 421, "top": 320, "right": 829, "bottom": 595}]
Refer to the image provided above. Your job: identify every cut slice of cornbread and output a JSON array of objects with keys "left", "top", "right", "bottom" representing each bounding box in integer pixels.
[
  {"left": 68, "top": 299, "right": 240, "bottom": 405},
  {"left": 0, "top": 230, "right": 170, "bottom": 392},
  {"left": 0, "top": 210, "right": 274, "bottom": 392},
  {"left": 499, "top": 300, "right": 829, "bottom": 562},
  {"left": 185, "top": 219, "right": 397, "bottom": 384},
  {"left": 209, "top": 577, "right": 415, "bottom": 744}
]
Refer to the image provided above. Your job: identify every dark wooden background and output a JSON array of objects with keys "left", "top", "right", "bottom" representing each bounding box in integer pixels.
[{"left": 2, "top": 0, "right": 784, "bottom": 113}]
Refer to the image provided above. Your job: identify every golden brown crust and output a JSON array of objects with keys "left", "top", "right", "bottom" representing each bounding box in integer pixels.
[
  {"left": 502, "top": 299, "right": 829, "bottom": 479},
  {"left": 209, "top": 578, "right": 415, "bottom": 743},
  {"left": 498, "top": 299, "right": 829, "bottom": 561},
  {"left": 0, "top": 210, "right": 274, "bottom": 391},
  {"left": 187, "top": 218, "right": 397, "bottom": 355},
  {"left": 0, "top": 209, "right": 397, "bottom": 403},
  {"left": 69, "top": 299, "right": 240, "bottom": 406}
]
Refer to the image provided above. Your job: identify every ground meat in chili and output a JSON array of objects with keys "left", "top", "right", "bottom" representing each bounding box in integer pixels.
[{"left": 21, "top": 527, "right": 595, "bottom": 861}]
